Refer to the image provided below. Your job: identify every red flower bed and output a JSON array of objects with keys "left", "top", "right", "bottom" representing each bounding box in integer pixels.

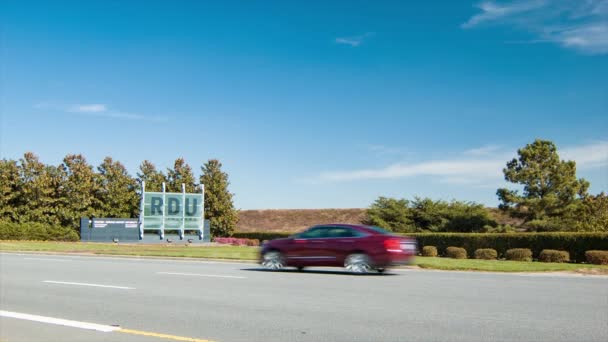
[{"left": 213, "top": 237, "right": 259, "bottom": 246}]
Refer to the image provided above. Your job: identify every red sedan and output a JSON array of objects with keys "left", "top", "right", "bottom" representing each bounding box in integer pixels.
[{"left": 260, "top": 224, "right": 417, "bottom": 273}]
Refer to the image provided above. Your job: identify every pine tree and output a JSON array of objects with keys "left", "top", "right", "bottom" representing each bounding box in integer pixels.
[
  {"left": 58, "top": 154, "right": 102, "bottom": 228},
  {"left": 136, "top": 160, "right": 167, "bottom": 192},
  {"left": 166, "top": 158, "right": 198, "bottom": 193},
  {"left": 200, "top": 159, "right": 238, "bottom": 236},
  {"left": 14, "top": 153, "right": 63, "bottom": 226},
  {"left": 0, "top": 158, "right": 21, "bottom": 222},
  {"left": 97, "top": 157, "right": 139, "bottom": 218},
  {"left": 497, "top": 139, "right": 589, "bottom": 229}
]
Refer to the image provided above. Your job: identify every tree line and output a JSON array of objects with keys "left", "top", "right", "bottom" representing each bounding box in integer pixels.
[
  {"left": 0, "top": 153, "right": 238, "bottom": 236},
  {"left": 366, "top": 140, "right": 607, "bottom": 232}
]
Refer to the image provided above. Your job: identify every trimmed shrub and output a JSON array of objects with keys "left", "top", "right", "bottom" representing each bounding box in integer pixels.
[
  {"left": 538, "top": 249, "right": 570, "bottom": 263},
  {"left": 446, "top": 247, "right": 467, "bottom": 259},
  {"left": 585, "top": 250, "right": 608, "bottom": 265},
  {"left": 422, "top": 246, "right": 438, "bottom": 257},
  {"left": 474, "top": 248, "right": 498, "bottom": 260},
  {"left": 408, "top": 232, "right": 608, "bottom": 262},
  {"left": 0, "top": 221, "right": 79, "bottom": 241},
  {"left": 505, "top": 248, "right": 532, "bottom": 261},
  {"left": 246, "top": 239, "right": 260, "bottom": 247}
]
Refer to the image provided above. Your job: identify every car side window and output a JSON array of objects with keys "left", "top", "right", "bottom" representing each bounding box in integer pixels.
[
  {"left": 297, "top": 227, "right": 328, "bottom": 239},
  {"left": 326, "top": 227, "right": 365, "bottom": 238}
]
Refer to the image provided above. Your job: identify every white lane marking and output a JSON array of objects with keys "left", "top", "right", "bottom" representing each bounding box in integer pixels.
[
  {"left": 1, "top": 252, "right": 251, "bottom": 265},
  {"left": 156, "top": 272, "right": 246, "bottom": 279},
  {"left": 24, "top": 258, "right": 73, "bottom": 262},
  {"left": 0, "top": 310, "right": 119, "bottom": 332},
  {"left": 42, "top": 281, "right": 135, "bottom": 290}
]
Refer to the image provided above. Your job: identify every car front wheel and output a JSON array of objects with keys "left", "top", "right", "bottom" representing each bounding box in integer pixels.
[
  {"left": 262, "top": 251, "right": 285, "bottom": 270},
  {"left": 344, "top": 253, "right": 372, "bottom": 274}
]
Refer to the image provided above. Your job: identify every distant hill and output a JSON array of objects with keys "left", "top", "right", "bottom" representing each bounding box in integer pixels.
[
  {"left": 236, "top": 209, "right": 367, "bottom": 233},
  {"left": 236, "top": 208, "right": 523, "bottom": 233}
]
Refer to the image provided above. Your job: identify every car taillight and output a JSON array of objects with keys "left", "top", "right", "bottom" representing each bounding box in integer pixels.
[{"left": 384, "top": 238, "right": 402, "bottom": 252}]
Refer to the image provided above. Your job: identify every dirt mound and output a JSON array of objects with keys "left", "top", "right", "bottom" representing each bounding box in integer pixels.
[{"left": 237, "top": 208, "right": 367, "bottom": 233}]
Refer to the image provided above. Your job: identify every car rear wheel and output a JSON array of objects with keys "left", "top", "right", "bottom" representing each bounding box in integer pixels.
[
  {"left": 262, "top": 251, "right": 285, "bottom": 270},
  {"left": 344, "top": 253, "right": 372, "bottom": 274}
]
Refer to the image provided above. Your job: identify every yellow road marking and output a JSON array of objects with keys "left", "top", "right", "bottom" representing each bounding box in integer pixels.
[{"left": 117, "top": 328, "right": 217, "bottom": 342}]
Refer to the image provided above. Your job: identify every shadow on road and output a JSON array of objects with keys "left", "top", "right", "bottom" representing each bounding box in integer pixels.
[{"left": 240, "top": 267, "right": 398, "bottom": 276}]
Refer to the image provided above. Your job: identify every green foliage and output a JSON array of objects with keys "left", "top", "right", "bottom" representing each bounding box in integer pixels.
[
  {"left": 505, "top": 248, "right": 533, "bottom": 261},
  {"left": 421, "top": 246, "right": 438, "bottom": 257},
  {"left": 564, "top": 193, "right": 608, "bottom": 232},
  {"left": 136, "top": 160, "right": 167, "bottom": 192},
  {"left": 2, "top": 152, "right": 238, "bottom": 241},
  {"left": 365, "top": 196, "right": 497, "bottom": 233},
  {"left": 446, "top": 246, "right": 467, "bottom": 259},
  {"left": 409, "top": 197, "right": 447, "bottom": 231},
  {"left": 200, "top": 159, "right": 238, "bottom": 237},
  {"left": 538, "top": 249, "right": 569, "bottom": 263},
  {"left": 166, "top": 158, "right": 198, "bottom": 193},
  {"left": 13, "top": 153, "right": 64, "bottom": 226},
  {"left": 585, "top": 250, "right": 608, "bottom": 265},
  {"left": 497, "top": 139, "right": 589, "bottom": 223},
  {"left": 474, "top": 248, "right": 498, "bottom": 260},
  {"left": 365, "top": 197, "right": 413, "bottom": 232},
  {"left": 97, "top": 157, "right": 139, "bottom": 218},
  {"left": 484, "top": 224, "right": 517, "bottom": 233},
  {"left": 0, "top": 221, "right": 78, "bottom": 241},
  {"left": 59, "top": 154, "right": 103, "bottom": 228},
  {"left": 411, "top": 232, "right": 607, "bottom": 262},
  {"left": 0, "top": 159, "right": 20, "bottom": 222}
]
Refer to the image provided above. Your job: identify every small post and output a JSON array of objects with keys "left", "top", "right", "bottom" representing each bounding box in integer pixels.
[
  {"left": 200, "top": 184, "right": 205, "bottom": 240},
  {"left": 181, "top": 183, "right": 186, "bottom": 240},
  {"left": 139, "top": 181, "right": 146, "bottom": 240},
  {"left": 161, "top": 182, "right": 166, "bottom": 240}
]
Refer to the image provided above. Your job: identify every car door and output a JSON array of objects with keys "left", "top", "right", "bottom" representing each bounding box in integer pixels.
[
  {"left": 287, "top": 226, "right": 332, "bottom": 265},
  {"left": 325, "top": 226, "right": 366, "bottom": 264}
]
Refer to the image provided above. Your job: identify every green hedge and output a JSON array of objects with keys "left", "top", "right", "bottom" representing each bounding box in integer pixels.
[
  {"left": 409, "top": 232, "right": 608, "bottom": 262},
  {"left": 0, "top": 222, "right": 79, "bottom": 241},
  {"left": 234, "top": 231, "right": 608, "bottom": 262}
]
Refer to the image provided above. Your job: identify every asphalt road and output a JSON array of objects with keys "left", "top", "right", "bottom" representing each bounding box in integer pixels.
[{"left": 1, "top": 252, "right": 607, "bottom": 342}]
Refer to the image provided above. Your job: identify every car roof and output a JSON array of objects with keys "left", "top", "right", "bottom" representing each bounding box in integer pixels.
[{"left": 309, "top": 224, "right": 381, "bottom": 233}]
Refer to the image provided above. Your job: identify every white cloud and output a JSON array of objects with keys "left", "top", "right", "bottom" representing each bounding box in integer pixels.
[
  {"left": 462, "top": 0, "right": 608, "bottom": 54},
  {"left": 547, "top": 23, "right": 608, "bottom": 54},
  {"left": 335, "top": 32, "right": 374, "bottom": 47},
  {"left": 69, "top": 104, "right": 107, "bottom": 113},
  {"left": 561, "top": 140, "right": 608, "bottom": 169},
  {"left": 316, "top": 141, "right": 608, "bottom": 183},
  {"left": 319, "top": 159, "right": 505, "bottom": 182},
  {"left": 462, "top": 0, "right": 546, "bottom": 28},
  {"left": 34, "top": 102, "right": 167, "bottom": 122},
  {"left": 464, "top": 144, "right": 503, "bottom": 156}
]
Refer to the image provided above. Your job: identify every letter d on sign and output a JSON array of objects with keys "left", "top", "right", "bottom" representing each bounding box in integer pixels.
[{"left": 168, "top": 197, "right": 180, "bottom": 215}]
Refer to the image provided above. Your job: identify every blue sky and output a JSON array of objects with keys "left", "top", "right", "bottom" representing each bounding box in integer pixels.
[{"left": 1, "top": 0, "right": 607, "bottom": 209}]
